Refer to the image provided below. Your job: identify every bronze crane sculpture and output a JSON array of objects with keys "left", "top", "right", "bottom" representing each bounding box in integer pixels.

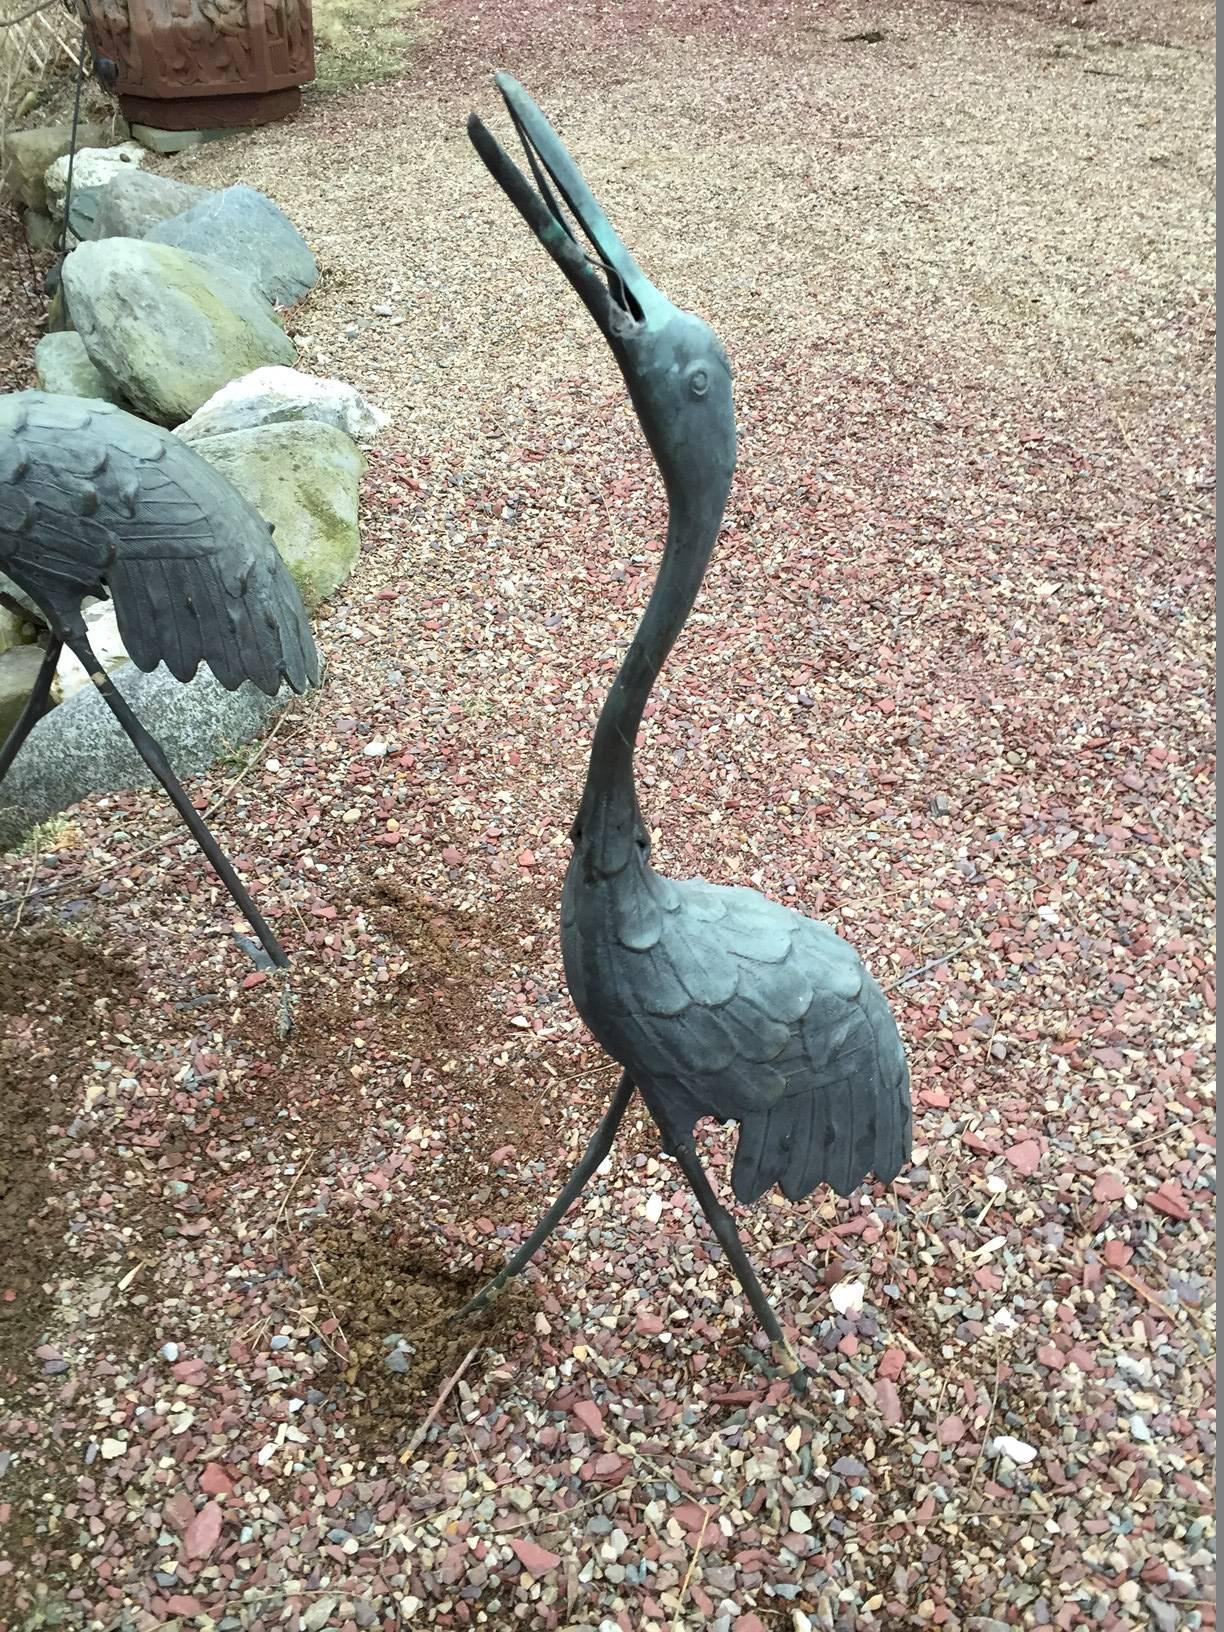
[
  {"left": 457, "top": 79, "right": 912, "bottom": 1391},
  {"left": 0, "top": 392, "right": 319, "bottom": 968}
]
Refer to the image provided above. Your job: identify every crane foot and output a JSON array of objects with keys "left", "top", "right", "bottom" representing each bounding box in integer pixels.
[
  {"left": 737, "top": 1342, "right": 811, "bottom": 1397},
  {"left": 778, "top": 1353, "right": 811, "bottom": 1397},
  {"left": 771, "top": 1335, "right": 809, "bottom": 1394}
]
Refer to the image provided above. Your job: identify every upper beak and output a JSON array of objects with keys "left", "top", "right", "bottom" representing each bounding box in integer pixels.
[{"left": 467, "top": 74, "right": 655, "bottom": 345}]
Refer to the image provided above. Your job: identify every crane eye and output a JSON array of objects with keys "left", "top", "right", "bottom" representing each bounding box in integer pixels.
[{"left": 689, "top": 367, "right": 709, "bottom": 399}]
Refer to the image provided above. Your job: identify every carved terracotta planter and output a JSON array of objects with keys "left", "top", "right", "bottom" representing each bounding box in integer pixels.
[{"left": 83, "top": 1, "right": 315, "bottom": 130}]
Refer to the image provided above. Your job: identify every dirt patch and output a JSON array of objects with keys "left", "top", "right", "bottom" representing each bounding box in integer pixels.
[
  {"left": 0, "top": 928, "right": 140, "bottom": 1373},
  {"left": 303, "top": 1215, "right": 531, "bottom": 1455},
  {"left": 0, "top": 929, "right": 150, "bottom": 1631},
  {"left": 355, "top": 875, "right": 475, "bottom": 976},
  {"left": 217, "top": 876, "right": 586, "bottom": 1172}
]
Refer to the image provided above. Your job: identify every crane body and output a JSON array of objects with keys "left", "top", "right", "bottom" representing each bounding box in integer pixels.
[{"left": 457, "top": 79, "right": 911, "bottom": 1390}]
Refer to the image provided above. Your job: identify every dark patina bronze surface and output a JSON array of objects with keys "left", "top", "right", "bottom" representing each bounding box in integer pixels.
[
  {"left": 0, "top": 392, "right": 319, "bottom": 967},
  {"left": 455, "top": 78, "right": 913, "bottom": 1392}
]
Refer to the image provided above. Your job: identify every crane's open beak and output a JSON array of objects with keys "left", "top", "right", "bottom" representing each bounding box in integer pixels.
[{"left": 468, "top": 75, "right": 660, "bottom": 348}]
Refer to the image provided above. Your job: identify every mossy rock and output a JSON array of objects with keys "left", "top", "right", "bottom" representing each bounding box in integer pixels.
[
  {"left": 190, "top": 421, "right": 364, "bottom": 608},
  {"left": 1, "top": 119, "right": 130, "bottom": 212},
  {"left": 61, "top": 237, "right": 295, "bottom": 426},
  {"left": 146, "top": 184, "right": 318, "bottom": 308},
  {"left": 34, "top": 332, "right": 121, "bottom": 403},
  {"left": 0, "top": 645, "right": 47, "bottom": 740},
  {"left": 0, "top": 602, "right": 31, "bottom": 658}
]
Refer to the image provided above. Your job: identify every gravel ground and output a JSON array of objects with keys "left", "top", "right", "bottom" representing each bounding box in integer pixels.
[{"left": 0, "top": 1, "right": 1215, "bottom": 1628}]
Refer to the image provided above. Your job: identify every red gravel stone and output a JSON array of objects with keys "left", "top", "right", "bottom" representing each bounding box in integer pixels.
[
  {"left": 572, "top": 1399, "right": 605, "bottom": 1438},
  {"left": 510, "top": 1539, "right": 562, "bottom": 1577},
  {"left": 1004, "top": 1139, "right": 1042, "bottom": 1176},
  {"left": 1147, "top": 1184, "right": 1192, "bottom": 1221},
  {"left": 183, "top": 1502, "right": 223, "bottom": 1560}
]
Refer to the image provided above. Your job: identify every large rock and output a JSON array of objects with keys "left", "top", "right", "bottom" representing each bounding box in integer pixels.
[
  {"left": 52, "top": 599, "right": 129, "bottom": 704},
  {"left": 1, "top": 120, "right": 130, "bottom": 212},
  {"left": 34, "top": 331, "right": 121, "bottom": 403},
  {"left": 23, "top": 208, "right": 57, "bottom": 251},
  {"left": 0, "top": 661, "right": 288, "bottom": 850},
  {"left": 192, "top": 422, "right": 364, "bottom": 609},
  {"left": 62, "top": 238, "right": 297, "bottom": 427},
  {"left": 147, "top": 184, "right": 318, "bottom": 308},
  {"left": 176, "top": 366, "right": 388, "bottom": 446},
  {"left": 0, "top": 603, "right": 29, "bottom": 658},
  {"left": 63, "top": 187, "right": 106, "bottom": 246},
  {"left": 45, "top": 142, "right": 147, "bottom": 229},
  {"left": 0, "top": 574, "right": 41, "bottom": 625},
  {"left": 89, "top": 169, "right": 211, "bottom": 240},
  {"left": 0, "top": 645, "right": 45, "bottom": 739}
]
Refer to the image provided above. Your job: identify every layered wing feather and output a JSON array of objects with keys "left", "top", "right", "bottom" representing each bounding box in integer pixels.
[
  {"left": 562, "top": 863, "right": 912, "bottom": 1205},
  {"left": 0, "top": 392, "right": 318, "bottom": 695}
]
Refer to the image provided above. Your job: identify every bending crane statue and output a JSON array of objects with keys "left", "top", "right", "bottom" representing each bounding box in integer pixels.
[
  {"left": 0, "top": 393, "right": 319, "bottom": 968},
  {"left": 457, "top": 79, "right": 912, "bottom": 1390}
]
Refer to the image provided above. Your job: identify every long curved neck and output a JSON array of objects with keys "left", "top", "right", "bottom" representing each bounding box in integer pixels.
[{"left": 574, "top": 481, "right": 726, "bottom": 875}]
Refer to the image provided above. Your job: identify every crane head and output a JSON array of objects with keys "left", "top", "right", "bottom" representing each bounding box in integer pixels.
[{"left": 468, "top": 75, "right": 736, "bottom": 512}]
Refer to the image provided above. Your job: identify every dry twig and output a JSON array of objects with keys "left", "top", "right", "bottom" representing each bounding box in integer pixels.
[{"left": 400, "top": 1345, "right": 481, "bottom": 1462}]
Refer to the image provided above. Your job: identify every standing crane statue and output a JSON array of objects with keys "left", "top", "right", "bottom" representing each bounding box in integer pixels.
[
  {"left": 0, "top": 392, "right": 319, "bottom": 969},
  {"left": 456, "top": 78, "right": 912, "bottom": 1392}
]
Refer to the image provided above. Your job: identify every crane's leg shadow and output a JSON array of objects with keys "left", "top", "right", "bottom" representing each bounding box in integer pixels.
[
  {"left": 641, "top": 1088, "right": 810, "bottom": 1396},
  {"left": 453, "top": 1071, "right": 637, "bottom": 1320},
  {"left": 0, "top": 637, "right": 61, "bottom": 783},
  {"left": 64, "top": 634, "right": 290, "bottom": 970}
]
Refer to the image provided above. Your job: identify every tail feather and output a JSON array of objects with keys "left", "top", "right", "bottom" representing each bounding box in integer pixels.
[
  {"left": 108, "top": 531, "right": 317, "bottom": 697},
  {"left": 780, "top": 1090, "right": 817, "bottom": 1203},
  {"left": 731, "top": 1105, "right": 790, "bottom": 1205}
]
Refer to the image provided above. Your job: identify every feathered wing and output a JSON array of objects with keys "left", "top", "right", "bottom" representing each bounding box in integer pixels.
[
  {"left": 563, "top": 866, "right": 912, "bottom": 1205},
  {"left": 725, "top": 966, "right": 911, "bottom": 1204},
  {"left": 0, "top": 392, "right": 319, "bottom": 696}
]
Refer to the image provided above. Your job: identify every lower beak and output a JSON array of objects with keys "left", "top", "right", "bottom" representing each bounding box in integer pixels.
[{"left": 467, "top": 74, "right": 649, "bottom": 344}]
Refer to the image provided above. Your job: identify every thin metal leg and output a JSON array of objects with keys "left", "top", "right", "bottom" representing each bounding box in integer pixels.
[
  {"left": 657, "top": 1120, "right": 809, "bottom": 1395},
  {"left": 65, "top": 636, "right": 290, "bottom": 969},
  {"left": 0, "top": 637, "right": 61, "bottom": 783},
  {"left": 454, "top": 1072, "right": 636, "bottom": 1319}
]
